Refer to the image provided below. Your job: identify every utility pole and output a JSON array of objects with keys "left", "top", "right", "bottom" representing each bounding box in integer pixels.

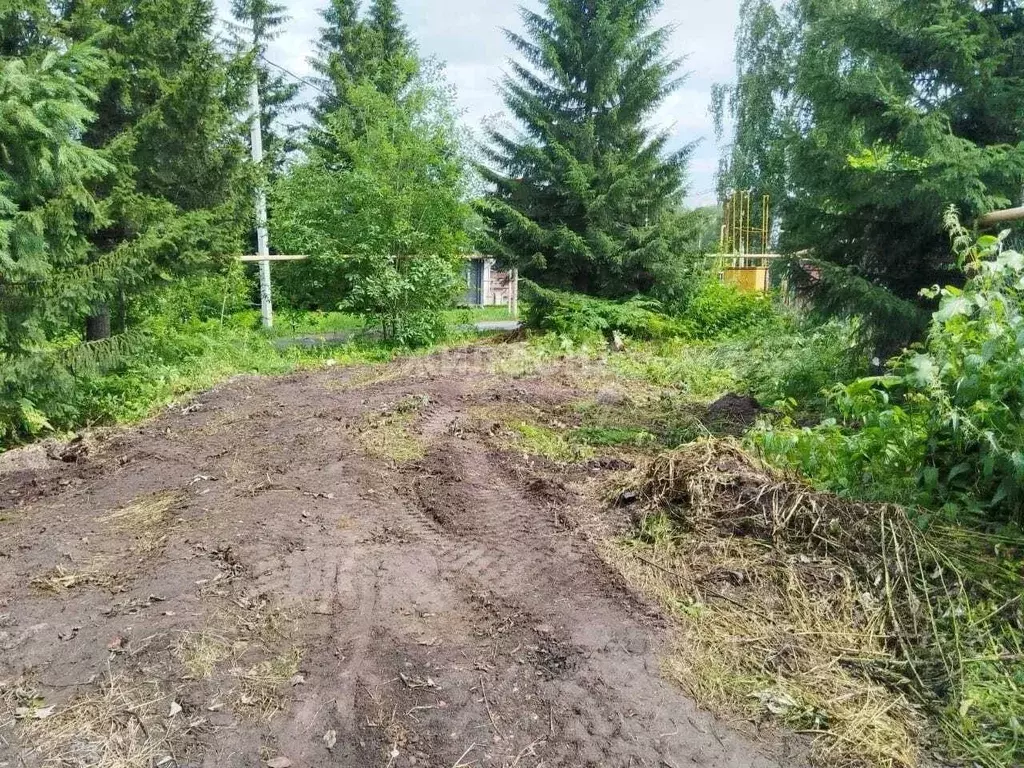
[{"left": 248, "top": 74, "right": 273, "bottom": 329}]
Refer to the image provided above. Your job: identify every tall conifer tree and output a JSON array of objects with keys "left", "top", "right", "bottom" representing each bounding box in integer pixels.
[
  {"left": 310, "top": 0, "right": 368, "bottom": 121},
  {"left": 478, "top": 0, "right": 691, "bottom": 297},
  {"left": 0, "top": 33, "right": 108, "bottom": 356},
  {"left": 364, "top": 0, "right": 417, "bottom": 97},
  {"left": 309, "top": 0, "right": 419, "bottom": 159},
  {"left": 63, "top": 0, "right": 248, "bottom": 338},
  {"left": 715, "top": 0, "right": 1024, "bottom": 347},
  {"left": 0, "top": 21, "right": 114, "bottom": 434}
]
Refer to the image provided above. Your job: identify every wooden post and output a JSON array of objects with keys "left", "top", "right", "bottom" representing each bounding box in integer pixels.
[
  {"left": 511, "top": 268, "right": 519, "bottom": 318},
  {"left": 239, "top": 254, "right": 309, "bottom": 263},
  {"left": 977, "top": 206, "right": 1024, "bottom": 229}
]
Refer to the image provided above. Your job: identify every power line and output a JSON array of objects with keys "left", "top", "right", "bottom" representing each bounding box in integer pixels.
[
  {"left": 258, "top": 54, "right": 330, "bottom": 98},
  {"left": 209, "top": 27, "right": 328, "bottom": 99}
]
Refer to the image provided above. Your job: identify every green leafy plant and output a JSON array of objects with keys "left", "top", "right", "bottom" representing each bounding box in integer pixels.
[
  {"left": 345, "top": 253, "right": 462, "bottom": 347},
  {"left": 273, "top": 79, "right": 470, "bottom": 345},
  {"left": 754, "top": 223, "right": 1024, "bottom": 524},
  {"left": 676, "top": 279, "right": 777, "bottom": 339},
  {"left": 717, "top": 317, "right": 869, "bottom": 407}
]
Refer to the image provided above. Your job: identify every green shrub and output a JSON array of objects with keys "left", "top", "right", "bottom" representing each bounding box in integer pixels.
[
  {"left": 676, "top": 279, "right": 778, "bottom": 339},
  {"left": 719, "top": 318, "right": 870, "bottom": 407},
  {"left": 132, "top": 263, "right": 252, "bottom": 325},
  {"left": 521, "top": 281, "right": 684, "bottom": 341},
  {"left": 753, "top": 230, "right": 1024, "bottom": 524},
  {"left": 345, "top": 253, "right": 462, "bottom": 347}
]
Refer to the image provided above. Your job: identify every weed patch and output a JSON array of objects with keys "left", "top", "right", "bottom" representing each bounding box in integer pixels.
[
  {"left": 570, "top": 425, "right": 657, "bottom": 448},
  {"left": 510, "top": 421, "right": 594, "bottom": 464}
]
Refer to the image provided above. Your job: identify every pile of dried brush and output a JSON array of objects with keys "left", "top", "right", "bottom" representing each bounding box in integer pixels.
[
  {"left": 617, "top": 439, "right": 1020, "bottom": 767},
  {"left": 639, "top": 441, "right": 951, "bottom": 648}
]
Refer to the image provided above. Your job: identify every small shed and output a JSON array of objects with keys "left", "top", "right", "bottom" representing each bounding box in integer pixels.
[{"left": 463, "top": 255, "right": 519, "bottom": 311}]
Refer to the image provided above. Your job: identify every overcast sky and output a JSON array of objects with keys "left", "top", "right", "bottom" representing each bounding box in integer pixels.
[{"left": 213, "top": 0, "right": 739, "bottom": 207}]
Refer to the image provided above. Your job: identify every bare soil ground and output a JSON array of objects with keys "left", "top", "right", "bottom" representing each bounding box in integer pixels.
[{"left": 0, "top": 343, "right": 801, "bottom": 767}]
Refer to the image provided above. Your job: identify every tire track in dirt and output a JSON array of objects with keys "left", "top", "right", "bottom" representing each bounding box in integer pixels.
[{"left": 389, "top": 395, "right": 792, "bottom": 767}]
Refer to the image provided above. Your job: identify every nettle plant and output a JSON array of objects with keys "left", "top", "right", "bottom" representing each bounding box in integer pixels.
[{"left": 756, "top": 214, "right": 1024, "bottom": 525}]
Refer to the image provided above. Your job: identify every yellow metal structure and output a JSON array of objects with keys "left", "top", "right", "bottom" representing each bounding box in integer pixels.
[
  {"left": 718, "top": 191, "right": 774, "bottom": 294},
  {"left": 722, "top": 265, "right": 771, "bottom": 293}
]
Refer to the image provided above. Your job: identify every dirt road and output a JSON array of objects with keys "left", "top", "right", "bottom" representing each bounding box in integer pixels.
[{"left": 0, "top": 344, "right": 798, "bottom": 767}]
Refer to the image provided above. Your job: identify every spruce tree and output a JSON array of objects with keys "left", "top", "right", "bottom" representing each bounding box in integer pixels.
[
  {"left": 478, "top": 0, "right": 691, "bottom": 297},
  {"left": 62, "top": 0, "right": 249, "bottom": 338},
  {"left": 0, "top": 33, "right": 114, "bottom": 437},
  {"left": 230, "top": 0, "right": 300, "bottom": 176},
  {"left": 0, "top": 39, "right": 108, "bottom": 356},
  {"left": 309, "top": 0, "right": 419, "bottom": 159},
  {"left": 364, "top": 0, "right": 418, "bottom": 97},
  {"left": 0, "top": 1, "right": 51, "bottom": 56},
  {"left": 715, "top": 0, "right": 1024, "bottom": 348},
  {"left": 310, "top": 0, "right": 369, "bottom": 121}
]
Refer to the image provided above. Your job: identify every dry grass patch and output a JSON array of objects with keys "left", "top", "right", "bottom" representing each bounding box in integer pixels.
[
  {"left": 99, "top": 491, "right": 181, "bottom": 554},
  {"left": 175, "top": 595, "right": 301, "bottom": 722},
  {"left": 357, "top": 395, "right": 428, "bottom": 463},
  {"left": 604, "top": 439, "right": 1022, "bottom": 767},
  {"left": 31, "top": 562, "right": 120, "bottom": 594},
  {"left": 604, "top": 532, "right": 923, "bottom": 767},
  {"left": 231, "top": 648, "right": 302, "bottom": 721},
  {"left": 175, "top": 630, "right": 235, "bottom": 679},
  {"left": 13, "top": 674, "right": 196, "bottom": 768}
]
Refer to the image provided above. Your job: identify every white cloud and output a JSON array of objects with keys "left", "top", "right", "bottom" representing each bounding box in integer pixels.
[{"left": 214, "top": 0, "right": 739, "bottom": 206}]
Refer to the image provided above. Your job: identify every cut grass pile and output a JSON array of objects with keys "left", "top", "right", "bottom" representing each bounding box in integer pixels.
[
  {"left": 6, "top": 674, "right": 197, "bottom": 768},
  {"left": 30, "top": 562, "right": 120, "bottom": 594},
  {"left": 357, "top": 394, "right": 429, "bottom": 463},
  {"left": 30, "top": 493, "right": 183, "bottom": 595},
  {"left": 609, "top": 439, "right": 1024, "bottom": 768},
  {"left": 99, "top": 491, "right": 182, "bottom": 554}
]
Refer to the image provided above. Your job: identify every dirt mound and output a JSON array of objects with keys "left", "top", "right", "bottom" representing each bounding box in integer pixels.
[
  {"left": 705, "top": 393, "right": 762, "bottom": 434},
  {"left": 640, "top": 441, "right": 904, "bottom": 568}
]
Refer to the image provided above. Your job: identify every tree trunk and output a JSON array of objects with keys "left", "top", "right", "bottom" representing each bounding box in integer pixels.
[
  {"left": 117, "top": 288, "right": 128, "bottom": 334},
  {"left": 86, "top": 304, "right": 111, "bottom": 341}
]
